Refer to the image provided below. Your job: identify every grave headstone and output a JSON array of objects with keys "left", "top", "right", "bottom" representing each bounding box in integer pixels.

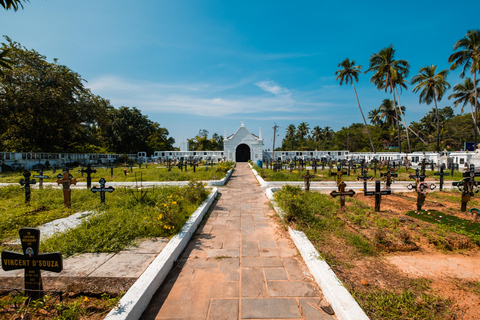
[
  {"left": 56, "top": 170, "right": 77, "bottom": 208},
  {"left": 19, "top": 171, "right": 36, "bottom": 204},
  {"left": 452, "top": 164, "right": 480, "bottom": 212},
  {"left": 91, "top": 178, "right": 115, "bottom": 204},
  {"left": 330, "top": 181, "right": 355, "bottom": 207},
  {"left": 434, "top": 165, "right": 450, "bottom": 191},
  {"left": 33, "top": 169, "right": 49, "bottom": 188},
  {"left": 301, "top": 170, "right": 312, "bottom": 191},
  {"left": 79, "top": 164, "right": 97, "bottom": 189},
  {"left": 364, "top": 180, "right": 391, "bottom": 212},
  {"left": 1, "top": 228, "right": 62, "bottom": 300}
]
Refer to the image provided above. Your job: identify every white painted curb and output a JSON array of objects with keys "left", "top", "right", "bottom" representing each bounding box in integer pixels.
[
  {"left": 105, "top": 187, "right": 218, "bottom": 320},
  {"left": 248, "top": 163, "right": 268, "bottom": 187},
  {"left": 207, "top": 168, "right": 234, "bottom": 186},
  {"left": 265, "top": 187, "right": 370, "bottom": 320}
]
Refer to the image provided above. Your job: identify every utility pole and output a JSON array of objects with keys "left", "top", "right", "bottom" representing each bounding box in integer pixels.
[{"left": 272, "top": 123, "right": 278, "bottom": 161}]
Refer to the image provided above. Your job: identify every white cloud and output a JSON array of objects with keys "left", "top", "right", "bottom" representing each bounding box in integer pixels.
[
  {"left": 86, "top": 76, "right": 336, "bottom": 118},
  {"left": 254, "top": 80, "right": 290, "bottom": 96}
]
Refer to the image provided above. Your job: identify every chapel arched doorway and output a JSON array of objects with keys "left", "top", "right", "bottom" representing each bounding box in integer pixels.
[{"left": 235, "top": 144, "right": 251, "bottom": 162}]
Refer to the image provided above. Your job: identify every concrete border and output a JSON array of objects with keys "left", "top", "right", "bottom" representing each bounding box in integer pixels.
[
  {"left": 265, "top": 187, "right": 370, "bottom": 320},
  {"left": 207, "top": 167, "right": 234, "bottom": 186},
  {"left": 104, "top": 187, "right": 218, "bottom": 320},
  {"left": 248, "top": 163, "right": 268, "bottom": 187}
]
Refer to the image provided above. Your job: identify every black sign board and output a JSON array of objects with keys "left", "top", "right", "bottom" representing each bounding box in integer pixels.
[
  {"left": 1, "top": 228, "right": 62, "bottom": 300},
  {"left": 91, "top": 178, "right": 115, "bottom": 204}
]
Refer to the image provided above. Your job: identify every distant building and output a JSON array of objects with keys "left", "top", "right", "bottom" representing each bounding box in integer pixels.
[{"left": 223, "top": 122, "right": 264, "bottom": 162}]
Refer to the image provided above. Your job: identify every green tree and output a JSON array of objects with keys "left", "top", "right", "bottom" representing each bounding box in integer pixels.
[
  {"left": 448, "top": 30, "right": 480, "bottom": 149},
  {"left": 0, "top": 38, "right": 108, "bottom": 152},
  {"left": 448, "top": 78, "right": 480, "bottom": 136},
  {"left": 335, "top": 58, "right": 375, "bottom": 153},
  {"left": 367, "top": 45, "right": 410, "bottom": 152},
  {"left": 367, "top": 108, "right": 383, "bottom": 126},
  {"left": 0, "top": 49, "right": 12, "bottom": 75},
  {"left": 411, "top": 65, "right": 450, "bottom": 152}
]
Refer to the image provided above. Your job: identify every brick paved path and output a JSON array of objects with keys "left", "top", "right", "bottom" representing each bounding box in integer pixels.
[{"left": 141, "top": 163, "right": 335, "bottom": 320}]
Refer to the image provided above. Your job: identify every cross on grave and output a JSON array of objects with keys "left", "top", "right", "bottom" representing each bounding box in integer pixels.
[
  {"left": 52, "top": 164, "right": 56, "bottom": 174},
  {"left": 434, "top": 165, "right": 450, "bottom": 191},
  {"left": 321, "top": 158, "right": 327, "bottom": 170},
  {"left": 56, "top": 170, "right": 77, "bottom": 208},
  {"left": 177, "top": 161, "right": 187, "bottom": 172},
  {"left": 167, "top": 159, "right": 172, "bottom": 171},
  {"left": 301, "top": 170, "right": 313, "bottom": 191},
  {"left": 357, "top": 169, "right": 373, "bottom": 192},
  {"left": 1, "top": 228, "right": 62, "bottom": 300},
  {"left": 407, "top": 168, "right": 435, "bottom": 211},
  {"left": 190, "top": 160, "right": 199, "bottom": 172},
  {"left": 130, "top": 162, "right": 133, "bottom": 173},
  {"left": 79, "top": 164, "right": 97, "bottom": 189},
  {"left": 452, "top": 164, "right": 480, "bottom": 212},
  {"left": 381, "top": 167, "right": 398, "bottom": 189},
  {"left": 420, "top": 158, "right": 428, "bottom": 176},
  {"left": 289, "top": 161, "right": 294, "bottom": 172},
  {"left": 312, "top": 159, "right": 318, "bottom": 174},
  {"left": 123, "top": 162, "right": 128, "bottom": 176},
  {"left": 91, "top": 178, "right": 115, "bottom": 204},
  {"left": 330, "top": 165, "right": 346, "bottom": 186},
  {"left": 19, "top": 171, "right": 36, "bottom": 204},
  {"left": 33, "top": 169, "right": 49, "bottom": 189},
  {"left": 370, "top": 159, "right": 379, "bottom": 176},
  {"left": 364, "top": 180, "right": 392, "bottom": 212},
  {"left": 330, "top": 181, "right": 356, "bottom": 207}
]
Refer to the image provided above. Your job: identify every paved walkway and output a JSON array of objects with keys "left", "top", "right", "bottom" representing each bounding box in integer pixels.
[{"left": 141, "top": 163, "right": 335, "bottom": 320}]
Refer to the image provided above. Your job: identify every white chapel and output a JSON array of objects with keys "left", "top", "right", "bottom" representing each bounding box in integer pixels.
[{"left": 224, "top": 122, "right": 264, "bottom": 162}]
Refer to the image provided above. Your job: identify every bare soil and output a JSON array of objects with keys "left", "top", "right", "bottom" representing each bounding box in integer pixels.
[{"left": 330, "top": 190, "right": 480, "bottom": 319}]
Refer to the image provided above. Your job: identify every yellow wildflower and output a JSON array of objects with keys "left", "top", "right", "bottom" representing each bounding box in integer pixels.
[
  {"left": 172, "top": 201, "right": 177, "bottom": 205},
  {"left": 158, "top": 214, "right": 163, "bottom": 220},
  {"left": 164, "top": 204, "right": 167, "bottom": 207},
  {"left": 83, "top": 297, "right": 89, "bottom": 302}
]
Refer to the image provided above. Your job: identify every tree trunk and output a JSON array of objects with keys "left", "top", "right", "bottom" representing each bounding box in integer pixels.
[
  {"left": 395, "top": 87, "right": 411, "bottom": 153},
  {"left": 475, "top": 71, "right": 478, "bottom": 150},
  {"left": 434, "top": 98, "right": 440, "bottom": 153},
  {"left": 391, "top": 84, "right": 401, "bottom": 153},
  {"left": 352, "top": 83, "right": 375, "bottom": 153}
]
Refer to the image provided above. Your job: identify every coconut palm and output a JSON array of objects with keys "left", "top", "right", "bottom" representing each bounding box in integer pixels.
[
  {"left": 367, "top": 45, "right": 410, "bottom": 152},
  {"left": 297, "top": 122, "right": 310, "bottom": 141},
  {"left": 0, "top": 0, "right": 27, "bottom": 10},
  {"left": 411, "top": 65, "right": 450, "bottom": 152},
  {"left": 335, "top": 58, "right": 375, "bottom": 153},
  {"left": 392, "top": 75, "right": 412, "bottom": 152},
  {"left": 368, "top": 108, "right": 383, "bottom": 126},
  {"left": 448, "top": 30, "right": 480, "bottom": 149},
  {"left": 448, "top": 78, "right": 480, "bottom": 136}
]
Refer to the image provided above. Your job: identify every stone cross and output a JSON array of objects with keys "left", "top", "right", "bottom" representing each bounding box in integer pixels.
[
  {"left": 79, "top": 164, "right": 97, "bottom": 189},
  {"left": 452, "top": 164, "right": 480, "bottom": 212},
  {"left": 364, "top": 180, "right": 391, "bottom": 212},
  {"left": 1, "top": 228, "right": 62, "bottom": 300},
  {"left": 91, "top": 178, "right": 115, "bottom": 204},
  {"left": 434, "top": 165, "right": 450, "bottom": 191},
  {"left": 19, "top": 171, "right": 36, "bottom": 204},
  {"left": 56, "top": 170, "right": 77, "bottom": 208},
  {"left": 33, "top": 169, "right": 49, "bottom": 188},
  {"left": 330, "top": 181, "right": 356, "bottom": 207},
  {"left": 301, "top": 170, "right": 312, "bottom": 191}
]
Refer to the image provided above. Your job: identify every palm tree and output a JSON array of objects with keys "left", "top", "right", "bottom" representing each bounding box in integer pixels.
[
  {"left": 393, "top": 75, "right": 412, "bottom": 152},
  {"left": 448, "top": 30, "right": 480, "bottom": 149},
  {"left": 1, "top": 0, "right": 27, "bottom": 10},
  {"left": 411, "top": 65, "right": 450, "bottom": 152},
  {"left": 368, "top": 108, "right": 383, "bottom": 126},
  {"left": 297, "top": 122, "right": 310, "bottom": 141},
  {"left": 377, "top": 99, "right": 398, "bottom": 127},
  {"left": 367, "top": 45, "right": 410, "bottom": 152},
  {"left": 335, "top": 58, "right": 375, "bottom": 153},
  {"left": 0, "top": 49, "right": 12, "bottom": 76},
  {"left": 448, "top": 78, "right": 480, "bottom": 135},
  {"left": 323, "top": 126, "right": 333, "bottom": 141}
]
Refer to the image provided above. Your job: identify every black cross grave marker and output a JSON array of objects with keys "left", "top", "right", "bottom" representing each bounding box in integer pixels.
[
  {"left": 330, "top": 181, "right": 356, "bottom": 207},
  {"left": 407, "top": 168, "right": 435, "bottom": 211},
  {"left": 33, "top": 169, "right": 49, "bottom": 188},
  {"left": 434, "top": 165, "right": 450, "bottom": 191},
  {"left": 19, "top": 171, "right": 36, "bottom": 204},
  {"left": 452, "top": 164, "right": 480, "bottom": 212},
  {"left": 331, "top": 165, "right": 346, "bottom": 186},
  {"left": 364, "top": 180, "right": 391, "bottom": 212},
  {"left": 79, "top": 164, "right": 97, "bottom": 189},
  {"left": 380, "top": 167, "right": 398, "bottom": 189},
  {"left": 91, "top": 178, "right": 115, "bottom": 204},
  {"left": 357, "top": 169, "right": 373, "bottom": 192},
  {"left": 190, "top": 160, "right": 199, "bottom": 172},
  {"left": 301, "top": 170, "right": 313, "bottom": 191},
  {"left": 1, "top": 228, "right": 62, "bottom": 300}
]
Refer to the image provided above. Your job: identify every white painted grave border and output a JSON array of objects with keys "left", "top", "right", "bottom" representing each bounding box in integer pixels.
[{"left": 105, "top": 187, "right": 218, "bottom": 320}]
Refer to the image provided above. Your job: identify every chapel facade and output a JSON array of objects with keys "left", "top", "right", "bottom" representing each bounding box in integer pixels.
[{"left": 223, "top": 122, "right": 264, "bottom": 162}]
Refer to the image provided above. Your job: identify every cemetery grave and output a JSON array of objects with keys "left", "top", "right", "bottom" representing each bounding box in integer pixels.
[
  {"left": 273, "top": 185, "right": 480, "bottom": 319},
  {"left": 0, "top": 181, "right": 211, "bottom": 319},
  {"left": 0, "top": 161, "right": 235, "bottom": 184}
]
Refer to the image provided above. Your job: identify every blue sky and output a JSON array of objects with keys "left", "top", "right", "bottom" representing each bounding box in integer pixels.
[{"left": 1, "top": 0, "right": 479, "bottom": 149}]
